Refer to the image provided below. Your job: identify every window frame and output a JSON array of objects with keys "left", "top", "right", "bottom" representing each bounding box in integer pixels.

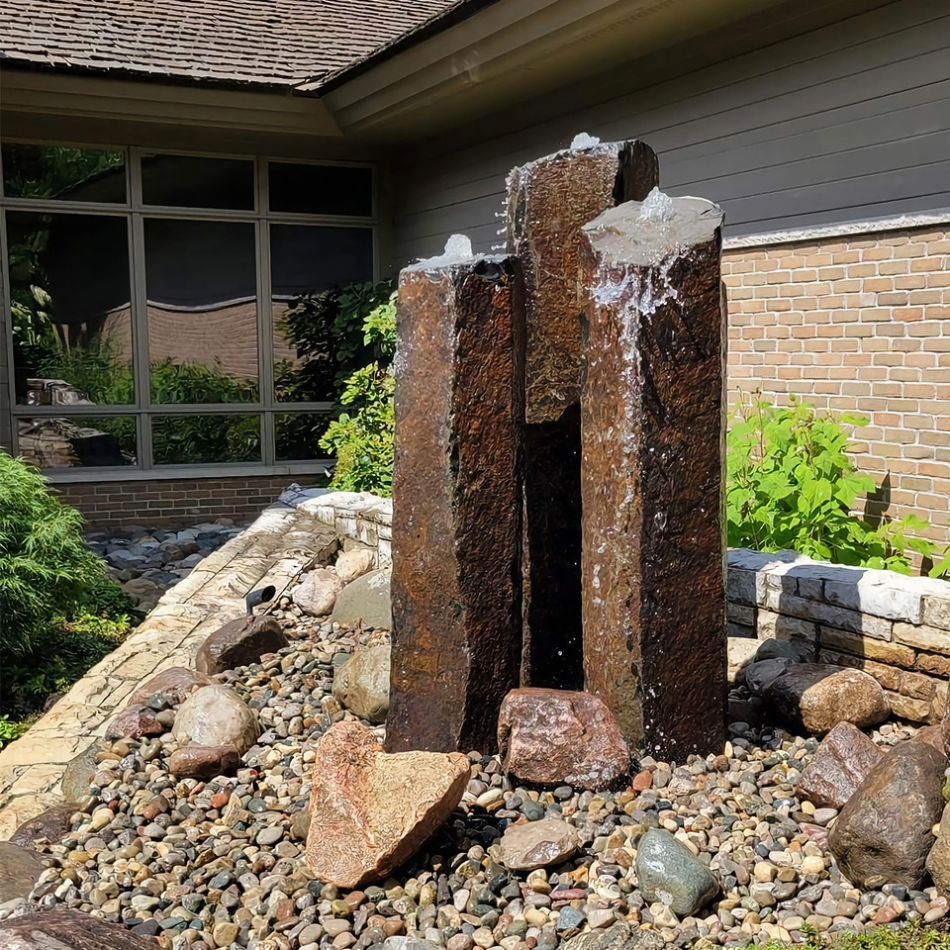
[{"left": 0, "top": 140, "right": 379, "bottom": 481}]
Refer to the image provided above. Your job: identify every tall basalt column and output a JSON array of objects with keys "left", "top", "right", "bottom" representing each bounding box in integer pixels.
[
  {"left": 387, "top": 245, "right": 525, "bottom": 755},
  {"left": 507, "top": 138, "right": 659, "bottom": 690},
  {"left": 579, "top": 192, "right": 727, "bottom": 758}
]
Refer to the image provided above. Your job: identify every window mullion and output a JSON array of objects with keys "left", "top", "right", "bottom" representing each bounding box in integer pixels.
[
  {"left": 258, "top": 159, "right": 276, "bottom": 467},
  {"left": 130, "top": 206, "right": 153, "bottom": 471}
]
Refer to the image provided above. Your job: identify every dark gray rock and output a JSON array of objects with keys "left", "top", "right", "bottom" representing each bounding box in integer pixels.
[{"left": 634, "top": 828, "right": 719, "bottom": 916}]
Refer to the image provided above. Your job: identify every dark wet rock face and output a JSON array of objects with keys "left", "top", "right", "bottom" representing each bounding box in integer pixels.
[
  {"left": 0, "top": 907, "right": 160, "bottom": 948},
  {"left": 497, "top": 688, "right": 629, "bottom": 789},
  {"left": 830, "top": 739, "right": 947, "bottom": 889},
  {"left": 194, "top": 616, "right": 288, "bottom": 675},
  {"left": 579, "top": 194, "right": 727, "bottom": 758},
  {"left": 799, "top": 720, "right": 885, "bottom": 809},
  {"left": 388, "top": 253, "right": 525, "bottom": 755}
]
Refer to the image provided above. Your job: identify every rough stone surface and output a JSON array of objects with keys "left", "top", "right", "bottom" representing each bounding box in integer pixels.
[
  {"left": 9, "top": 803, "right": 80, "bottom": 849},
  {"left": 127, "top": 666, "right": 216, "bottom": 707},
  {"left": 830, "top": 739, "right": 947, "bottom": 889},
  {"left": 497, "top": 688, "right": 629, "bottom": 789},
  {"left": 927, "top": 801, "right": 950, "bottom": 900},
  {"left": 305, "top": 721, "right": 470, "bottom": 887},
  {"left": 492, "top": 817, "right": 580, "bottom": 871},
  {"left": 331, "top": 568, "right": 393, "bottom": 631},
  {"left": 0, "top": 842, "right": 48, "bottom": 902},
  {"left": 507, "top": 140, "right": 659, "bottom": 692},
  {"left": 561, "top": 923, "right": 663, "bottom": 950},
  {"left": 335, "top": 546, "right": 376, "bottom": 583},
  {"left": 332, "top": 643, "right": 391, "bottom": 724},
  {"left": 766, "top": 664, "right": 890, "bottom": 735},
  {"left": 389, "top": 254, "right": 525, "bottom": 754},
  {"left": 172, "top": 684, "right": 260, "bottom": 754},
  {"left": 579, "top": 193, "right": 727, "bottom": 757},
  {"left": 105, "top": 703, "right": 164, "bottom": 739},
  {"left": 743, "top": 658, "right": 795, "bottom": 696},
  {"left": 293, "top": 568, "right": 345, "bottom": 616},
  {"left": 194, "top": 615, "right": 288, "bottom": 676},
  {"left": 167, "top": 744, "right": 242, "bottom": 779},
  {"left": 727, "top": 637, "right": 759, "bottom": 683},
  {"left": 60, "top": 740, "right": 108, "bottom": 802},
  {"left": 0, "top": 908, "right": 161, "bottom": 948},
  {"left": 635, "top": 828, "right": 720, "bottom": 917},
  {"left": 800, "top": 721, "right": 885, "bottom": 809}
]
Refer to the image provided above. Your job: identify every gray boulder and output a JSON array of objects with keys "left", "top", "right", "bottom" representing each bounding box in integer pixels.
[
  {"left": 172, "top": 684, "right": 260, "bottom": 755},
  {"left": 634, "top": 828, "right": 719, "bottom": 917},
  {"left": 332, "top": 643, "right": 391, "bottom": 723},
  {"left": 331, "top": 567, "right": 393, "bottom": 630}
]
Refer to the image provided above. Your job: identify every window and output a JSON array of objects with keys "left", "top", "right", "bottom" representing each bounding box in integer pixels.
[{"left": 1, "top": 144, "right": 376, "bottom": 475}]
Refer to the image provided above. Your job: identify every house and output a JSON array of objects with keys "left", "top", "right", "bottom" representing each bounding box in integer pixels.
[{"left": 1, "top": 0, "right": 948, "bottom": 549}]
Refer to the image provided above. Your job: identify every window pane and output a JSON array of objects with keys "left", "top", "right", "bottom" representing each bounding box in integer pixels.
[
  {"left": 275, "top": 412, "right": 331, "bottom": 461},
  {"left": 2, "top": 144, "right": 126, "bottom": 202},
  {"left": 145, "top": 218, "right": 259, "bottom": 403},
  {"left": 6, "top": 211, "right": 133, "bottom": 406},
  {"left": 142, "top": 154, "right": 254, "bottom": 210},
  {"left": 271, "top": 225, "right": 374, "bottom": 403},
  {"left": 268, "top": 162, "right": 372, "bottom": 216},
  {"left": 17, "top": 415, "right": 136, "bottom": 468},
  {"left": 152, "top": 414, "right": 261, "bottom": 464}
]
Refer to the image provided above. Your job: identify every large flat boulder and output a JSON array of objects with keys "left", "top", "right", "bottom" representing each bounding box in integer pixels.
[
  {"left": 331, "top": 568, "right": 392, "bottom": 630},
  {"left": 305, "top": 721, "right": 469, "bottom": 887}
]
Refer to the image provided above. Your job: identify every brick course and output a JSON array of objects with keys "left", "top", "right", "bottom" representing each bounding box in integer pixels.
[
  {"left": 56, "top": 475, "right": 325, "bottom": 530},
  {"left": 724, "top": 225, "right": 950, "bottom": 561}
]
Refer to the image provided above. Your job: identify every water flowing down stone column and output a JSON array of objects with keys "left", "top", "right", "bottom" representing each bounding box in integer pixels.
[
  {"left": 579, "top": 190, "right": 727, "bottom": 758},
  {"left": 387, "top": 239, "right": 526, "bottom": 755},
  {"left": 506, "top": 137, "right": 659, "bottom": 690}
]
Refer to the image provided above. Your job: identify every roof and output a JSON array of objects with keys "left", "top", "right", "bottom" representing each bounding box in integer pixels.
[{"left": 0, "top": 0, "right": 463, "bottom": 88}]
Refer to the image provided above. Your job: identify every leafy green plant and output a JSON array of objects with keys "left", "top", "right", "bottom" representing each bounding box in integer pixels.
[
  {"left": 754, "top": 919, "right": 950, "bottom": 948},
  {"left": 727, "top": 397, "right": 940, "bottom": 575},
  {"left": 319, "top": 289, "right": 397, "bottom": 496}
]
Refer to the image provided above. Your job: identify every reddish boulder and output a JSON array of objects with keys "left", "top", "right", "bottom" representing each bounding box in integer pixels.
[
  {"left": 128, "top": 666, "right": 215, "bottom": 707},
  {"left": 915, "top": 724, "right": 945, "bottom": 754},
  {"left": 829, "top": 739, "right": 947, "bottom": 889},
  {"left": 305, "top": 721, "right": 470, "bottom": 887},
  {"left": 10, "top": 803, "right": 79, "bottom": 848},
  {"left": 105, "top": 703, "right": 164, "bottom": 739},
  {"left": 497, "top": 688, "right": 630, "bottom": 789},
  {"left": 799, "top": 721, "right": 884, "bottom": 809},
  {"left": 168, "top": 744, "right": 242, "bottom": 779},
  {"left": 765, "top": 664, "right": 889, "bottom": 735},
  {"left": 194, "top": 616, "right": 287, "bottom": 675}
]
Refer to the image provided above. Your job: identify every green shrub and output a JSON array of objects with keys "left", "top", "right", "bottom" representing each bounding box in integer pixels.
[
  {"left": 755, "top": 919, "right": 950, "bottom": 948},
  {"left": 727, "top": 397, "right": 941, "bottom": 574},
  {"left": 319, "top": 290, "right": 396, "bottom": 496}
]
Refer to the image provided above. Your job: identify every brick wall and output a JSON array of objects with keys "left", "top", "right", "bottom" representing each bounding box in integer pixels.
[
  {"left": 724, "top": 225, "right": 950, "bottom": 559},
  {"left": 56, "top": 475, "right": 326, "bottom": 530}
]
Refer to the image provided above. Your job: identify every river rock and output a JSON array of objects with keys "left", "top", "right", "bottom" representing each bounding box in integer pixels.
[
  {"left": 335, "top": 546, "right": 376, "bottom": 583},
  {"left": 493, "top": 818, "right": 580, "bottom": 871},
  {"left": 331, "top": 643, "right": 391, "bottom": 723},
  {"left": 293, "top": 568, "right": 345, "bottom": 616},
  {"left": 634, "top": 828, "right": 719, "bottom": 916},
  {"left": 167, "top": 744, "right": 242, "bottom": 779},
  {"left": 105, "top": 703, "right": 164, "bottom": 739},
  {"left": 128, "top": 666, "right": 215, "bottom": 707},
  {"left": 829, "top": 739, "right": 947, "bottom": 889},
  {"left": 497, "top": 688, "right": 630, "bottom": 789},
  {"left": 799, "top": 721, "right": 884, "bottom": 809},
  {"left": 927, "top": 801, "right": 950, "bottom": 899},
  {"left": 561, "top": 922, "right": 664, "bottom": 950},
  {"left": 331, "top": 567, "right": 393, "bottom": 630},
  {"left": 743, "top": 658, "right": 794, "bottom": 697},
  {"left": 194, "top": 616, "right": 288, "bottom": 675},
  {"left": 0, "top": 907, "right": 161, "bottom": 947},
  {"left": 172, "top": 684, "right": 260, "bottom": 754},
  {"left": 305, "top": 721, "right": 470, "bottom": 887},
  {"left": 0, "top": 842, "right": 48, "bottom": 902},
  {"left": 10, "top": 803, "right": 80, "bottom": 849},
  {"left": 765, "top": 663, "right": 890, "bottom": 735}
]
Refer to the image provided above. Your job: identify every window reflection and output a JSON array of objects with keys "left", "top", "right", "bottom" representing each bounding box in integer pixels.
[
  {"left": 272, "top": 225, "right": 373, "bottom": 403},
  {"left": 2, "top": 144, "right": 126, "bottom": 202},
  {"left": 6, "top": 210, "right": 133, "bottom": 406},
  {"left": 152, "top": 414, "right": 261, "bottom": 464},
  {"left": 144, "top": 218, "right": 259, "bottom": 403},
  {"left": 142, "top": 154, "right": 254, "bottom": 210},
  {"left": 275, "top": 412, "right": 331, "bottom": 461},
  {"left": 268, "top": 162, "right": 372, "bottom": 216},
  {"left": 17, "top": 415, "right": 136, "bottom": 469}
]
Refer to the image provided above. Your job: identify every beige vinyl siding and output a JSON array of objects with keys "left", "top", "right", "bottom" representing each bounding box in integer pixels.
[{"left": 390, "top": 0, "right": 950, "bottom": 264}]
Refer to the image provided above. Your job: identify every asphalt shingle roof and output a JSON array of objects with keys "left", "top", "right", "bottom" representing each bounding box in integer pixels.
[{"left": 0, "top": 0, "right": 462, "bottom": 88}]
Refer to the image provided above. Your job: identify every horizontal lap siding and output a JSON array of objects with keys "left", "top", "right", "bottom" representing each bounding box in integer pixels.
[{"left": 391, "top": 0, "right": 950, "bottom": 264}]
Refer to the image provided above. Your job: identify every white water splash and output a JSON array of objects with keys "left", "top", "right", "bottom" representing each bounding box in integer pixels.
[
  {"left": 570, "top": 132, "right": 601, "bottom": 149},
  {"left": 412, "top": 233, "right": 474, "bottom": 269}
]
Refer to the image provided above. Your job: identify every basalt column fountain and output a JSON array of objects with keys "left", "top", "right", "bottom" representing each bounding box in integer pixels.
[
  {"left": 579, "top": 191, "right": 728, "bottom": 758},
  {"left": 386, "top": 241, "right": 526, "bottom": 755},
  {"left": 506, "top": 138, "right": 659, "bottom": 690}
]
